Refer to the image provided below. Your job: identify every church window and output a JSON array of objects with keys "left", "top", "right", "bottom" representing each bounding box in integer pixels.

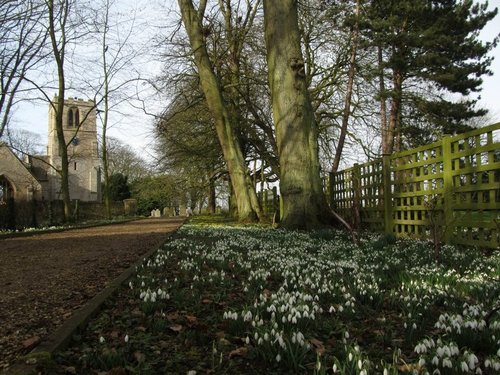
[
  {"left": 0, "top": 176, "right": 14, "bottom": 203},
  {"left": 67, "top": 107, "right": 80, "bottom": 128},
  {"left": 68, "top": 109, "right": 74, "bottom": 127},
  {"left": 75, "top": 109, "right": 80, "bottom": 127}
]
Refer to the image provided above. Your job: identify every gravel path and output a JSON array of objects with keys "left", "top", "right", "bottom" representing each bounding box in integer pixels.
[{"left": 0, "top": 217, "right": 184, "bottom": 370}]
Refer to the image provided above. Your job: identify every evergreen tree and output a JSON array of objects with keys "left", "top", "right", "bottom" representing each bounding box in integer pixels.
[
  {"left": 107, "top": 173, "right": 131, "bottom": 201},
  {"left": 365, "top": 0, "right": 498, "bottom": 151}
]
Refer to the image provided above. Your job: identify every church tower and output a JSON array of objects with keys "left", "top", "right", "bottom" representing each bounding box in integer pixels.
[{"left": 47, "top": 96, "right": 101, "bottom": 201}]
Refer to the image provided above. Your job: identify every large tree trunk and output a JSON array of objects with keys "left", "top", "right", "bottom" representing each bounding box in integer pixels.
[
  {"left": 263, "top": 0, "right": 334, "bottom": 229},
  {"left": 178, "top": 0, "right": 262, "bottom": 222}
]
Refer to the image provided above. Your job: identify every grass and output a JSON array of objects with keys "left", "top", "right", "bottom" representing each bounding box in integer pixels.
[{"left": 54, "top": 215, "right": 500, "bottom": 374}]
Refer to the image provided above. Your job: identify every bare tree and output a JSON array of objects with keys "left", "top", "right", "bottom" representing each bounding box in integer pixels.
[
  {"left": 177, "top": 0, "right": 263, "bottom": 222},
  {"left": 0, "top": 0, "right": 48, "bottom": 138}
]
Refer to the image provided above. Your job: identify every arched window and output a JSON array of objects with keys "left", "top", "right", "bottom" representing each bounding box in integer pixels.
[
  {"left": 75, "top": 108, "right": 80, "bottom": 127},
  {"left": 68, "top": 108, "right": 74, "bottom": 127},
  {"left": 67, "top": 107, "right": 80, "bottom": 128},
  {"left": 0, "top": 175, "right": 14, "bottom": 203}
]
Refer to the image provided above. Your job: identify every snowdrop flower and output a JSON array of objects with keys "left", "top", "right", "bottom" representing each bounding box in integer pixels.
[
  {"left": 276, "top": 353, "right": 281, "bottom": 362},
  {"left": 124, "top": 334, "right": 129, "bottom": 343},
  {"left": 443, "top": 358, "right": 452, "bottom": 368},
  {"left": 460, "top": 361, "right": 469, "bottom": 372},
  {"left": 99, "top": 336, "right": 105, "bottom": 344},
  {"left": 245, "top": 336, "right": 250, "bottom": 345}
]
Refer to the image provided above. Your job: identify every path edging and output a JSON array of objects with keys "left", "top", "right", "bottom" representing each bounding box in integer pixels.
[{"left": 2, "top": 220, "right": 184, "bottom": 375}]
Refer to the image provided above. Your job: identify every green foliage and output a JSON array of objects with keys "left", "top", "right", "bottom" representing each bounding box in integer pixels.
[
  {"left": 130, "top": 175, "right": 181, "bottom": 215},
  {"left": 364, "top": 0, "right": 497, "bottom": 145},
  {"left": 106, "top": 173, "right": 131, "bottom": 202},
  {"left": 56, "top": 218, "right": 499, "bottom": 374}
]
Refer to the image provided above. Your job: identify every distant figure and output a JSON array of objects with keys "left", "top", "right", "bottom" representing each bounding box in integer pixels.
[{"left": 186, "top": 207, "right": 193, "bottom": 217}]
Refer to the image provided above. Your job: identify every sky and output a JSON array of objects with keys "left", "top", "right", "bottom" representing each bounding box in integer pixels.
[{"left": 6, "top": 0, "right": 500, "bottom": 162}]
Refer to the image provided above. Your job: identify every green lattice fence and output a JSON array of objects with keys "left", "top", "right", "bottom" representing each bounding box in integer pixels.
[
  {"left": 258, "top": 187, "right": 280, "bottom": 217},
  {"left": 330, "top": 123, "right": 500, "bottom": 249}
]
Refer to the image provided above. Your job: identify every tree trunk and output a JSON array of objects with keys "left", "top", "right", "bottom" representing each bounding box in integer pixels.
[
  {"left": 263, "top": 0, "right": 334, "bottom": 229},
  {"left": 101, "top": 0, "right": 111, "bottom": 219},
  {"left": 48, "top": 0, "right": 71, "bottom": 222},
  {"left": 208, "top": 177, "right": 216, "bottom": 214},
  {"left": 378, "top": 45, "right": 390, "bottom": 155},
  {"left": 178, "top": 0, "right": 262, "bottom": 222},
  {"left": 332, "top": 0, "right": 360, "bottom": 173},
  {"left": 388, "top": 68, "right": 403, "bottom": 154}
]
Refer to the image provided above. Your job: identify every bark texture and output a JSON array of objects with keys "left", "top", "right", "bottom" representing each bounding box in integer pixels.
[
  {"left": 178, "top": 0, "right": 262, "bottom": 222},
  {"left": 48, "top": 0, "right": 71, "bottom": 221},
  {"left": 263, "top": 0, "right": 333, "bottom": 229}
]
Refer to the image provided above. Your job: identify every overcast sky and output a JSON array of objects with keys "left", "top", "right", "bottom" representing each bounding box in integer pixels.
[{"left": 7, "top": 0, "right": 500, "bottom": 160}]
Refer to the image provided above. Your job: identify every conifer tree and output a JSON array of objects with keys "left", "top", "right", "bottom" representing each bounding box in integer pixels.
[{"left": 365, "top": 0, "right": 498, "bottom": 151}]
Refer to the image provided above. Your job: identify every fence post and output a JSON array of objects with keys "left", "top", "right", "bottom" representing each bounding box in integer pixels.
[
  {"left": 352, "top": 164, "right": 361, "bottom": 229},
  {"left": 442, "top": 136, "right": 453, "bottom": 243},
  {"left": 382, "top": 155, "right": 393, "bottom": 235}
]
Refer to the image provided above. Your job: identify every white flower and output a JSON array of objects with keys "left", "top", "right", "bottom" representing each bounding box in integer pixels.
[
  {"left": 460, "top": 361, "right": 469, "bottom": 372},
  {"left": 124, "top": 334, "right": 129, "bottom": 343},
  {"left": 443, "top": 358, "right": 452, "bottom": 368},
  {"left": 99, "top": 336, "right": 105, "bottom": 344},
  {"left": 333, "top": 363, "right": 338, "bottom": 373},
  {"left": 245, "top": 336, "right": 250, "bottom": 345},
  {"left": 467, "top": 353, "right": 478, "bottom": 369},
  {"left": 276, "top": 354, "right": 281, "bottom": 362}
]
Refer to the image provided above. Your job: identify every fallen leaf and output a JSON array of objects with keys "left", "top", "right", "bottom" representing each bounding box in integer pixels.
[
  {"left": 22, "top": 336, "right": 41, "bottom": 350},
  {"left": 133, "top": 351, "right": 146, "bottom": 363},
  {"left": 169, "top": 324, "right": 183, "bottom": 332},
  {"left": 63, "top": 366, "right": 77, "bottom": 374},
  {"left": 398, "top": 363, "right": 423, "bottom": 372},
  {"left": 229, "top": 347, "right": 248, "bottom": 358},
  {"left": 185, "top": 315, "right": 198, "bottom": 325},
  {"left": 166, "top": 312, "right": 179, "bottom": 321},
  {"left": 310, "top": 338, "right": 325, "bottom": 355}
]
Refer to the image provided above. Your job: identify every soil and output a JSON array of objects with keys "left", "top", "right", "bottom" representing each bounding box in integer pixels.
[{"left": 0, "top": 217, "right": 184, "bottom": 371}]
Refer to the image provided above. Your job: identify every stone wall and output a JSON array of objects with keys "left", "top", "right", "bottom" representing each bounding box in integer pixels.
[{"left": 0, "top": 199, "right": 132, "bottom": 231}]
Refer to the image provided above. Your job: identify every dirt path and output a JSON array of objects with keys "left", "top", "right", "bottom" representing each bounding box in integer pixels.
[{"left": 0, "top": 217, "right": 184, "bottom": 370}]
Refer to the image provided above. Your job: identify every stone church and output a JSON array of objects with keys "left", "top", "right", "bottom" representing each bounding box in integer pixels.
[{"left": 0, "top": 97, "right": 101, "bottom": 203}]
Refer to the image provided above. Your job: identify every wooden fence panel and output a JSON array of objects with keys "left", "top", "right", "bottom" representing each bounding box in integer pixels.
[
  {"left": 358, "top": 160, "right": 384, "bottom": 231},
  {"left": 329, "top": 122, "right": 500, "bottom": 249},
  {"left": 446, "top": 125, "right": 500, "bottom": 248},
  {"left": 391, "top": 140, "right": 444, "bottom": 239},
  {"left": 330, "top": 167, "right": 356, "bottom": 225}
]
